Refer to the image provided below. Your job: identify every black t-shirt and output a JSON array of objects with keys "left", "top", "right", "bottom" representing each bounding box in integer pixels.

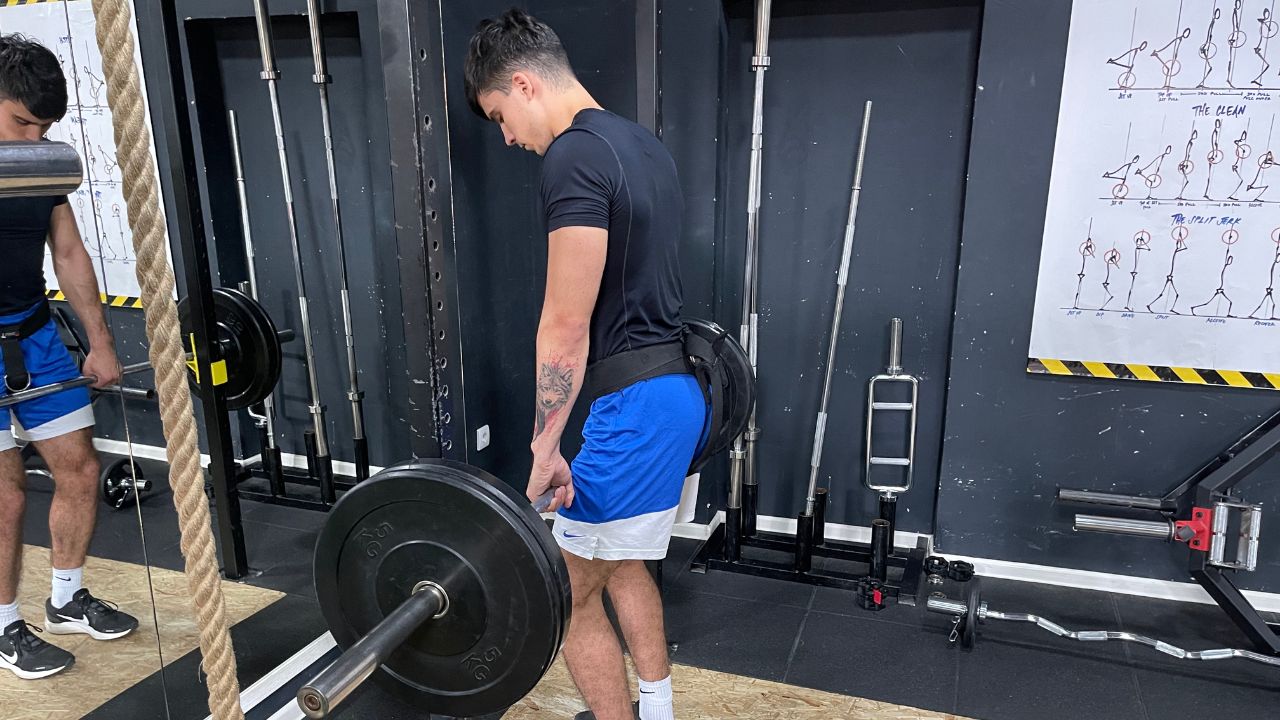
[
  {"left": 540, "top": 109, "right": 685, "bottom": 364},
  {"left": 0, "top": 195, "right": 63, "bottom": 315}
]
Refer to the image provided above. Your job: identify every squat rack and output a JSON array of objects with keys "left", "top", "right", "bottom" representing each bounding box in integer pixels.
[{"left": 135, "top": 0, "right": 463, "bottom": 570}]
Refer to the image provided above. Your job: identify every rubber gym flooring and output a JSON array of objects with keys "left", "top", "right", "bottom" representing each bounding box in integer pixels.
[{"left": 16, "top": 457, "right": 1280, "bottom": 719}]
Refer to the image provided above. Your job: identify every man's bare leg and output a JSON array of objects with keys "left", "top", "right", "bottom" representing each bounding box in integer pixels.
[
  {"left": 608, "top": 560, "right": 674, "bottom": 719},
  {"left": 34, "top": 428, "right": 98, "bottom": 576},
  {"left": 0, "top": 448, "right": 27, "bottom": 612},
  {"left": 562, "top": 551, "right": 634, "bottom": 720},
  {"left": 607, "top": 561, "right": 669, "bottom": 680}
]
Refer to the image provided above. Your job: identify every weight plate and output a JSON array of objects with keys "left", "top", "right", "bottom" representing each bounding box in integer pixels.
[
  {"left": 379, "top": 459, "right": 572, "bottom": 641},
  {"left": 924, "top": 555, "right": 949, "bottom": 576},
  {"left": 177, "top": 287, "right": 282, "bottom": 410},
  {"left": 961, "top": 581, "right": 981, "bottom": 650},
  {"left": 948, "top": 560, "right": 975, "bottom": 582},
  {"left": 377, "top": 458, "right": 573, "bottom": 675},
  {"left": 101, "top": 457, "right": 144, "bottom": 510},
  {"left": 685, "top": 317, "right": 755, "bottom": 473},
  {"left": 314, "top": 460, "right": 571, "bottom": 716}
]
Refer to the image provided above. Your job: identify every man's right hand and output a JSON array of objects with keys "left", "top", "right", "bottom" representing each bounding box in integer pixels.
[
  {"left": 528, "top": 451, "right": 575, "bottom": 512},
  {"left": 81, "top": 345, "right": 121, "bottom": 389}
]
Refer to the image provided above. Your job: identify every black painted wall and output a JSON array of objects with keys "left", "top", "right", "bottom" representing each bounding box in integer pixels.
[
  {"left": 935, "top": 0, "right": 1280, "bottom": 590},
  {"left": 717, "top": 0, "right": 982, "bottom": 532}
]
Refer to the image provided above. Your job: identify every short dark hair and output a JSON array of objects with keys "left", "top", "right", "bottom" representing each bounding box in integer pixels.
[
  {"left": 463, "top": 8, "right": 573, "bottom": 119},
  {"left": 0, "top": 33, "right": 68, "bottom": 121}
]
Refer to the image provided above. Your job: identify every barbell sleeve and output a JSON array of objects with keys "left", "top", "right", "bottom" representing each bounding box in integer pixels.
[
  {"left": 926, "top": 595, "right": 967, "bottom": 617},
  {"left": 97, "top": 385, "right": 156, "bottom": 401},
  {"left": 0, "top": 140, "right": 83, "bottom": 198},
  {"left": 298, "top": 583, "right": 447, "bottom": 719},
  {"left": 1073, "top": 514, "right": 1174, "bottom": 540}
]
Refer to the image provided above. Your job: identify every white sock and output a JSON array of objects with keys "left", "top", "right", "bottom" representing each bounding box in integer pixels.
[
  {"left": 0, "top": 601, "right": 19, "bottom": 629},
  {"left": 51, "top": 567, "right": 83, "bottom": 608},
  {"left": 638, "top": 675, "right": 674, "bottom": 720}
]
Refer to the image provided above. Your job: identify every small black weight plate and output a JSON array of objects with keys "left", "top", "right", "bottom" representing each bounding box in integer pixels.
[
  {"left": 961, "top": 581, "right": 980, "bottom": 650},
  {"left": 924, "top": 555, "right": 948, "bottom": 576},
  {"left": 314, "top": 460, "right": 571, "bottom": 717},
  {"left": 685, "top": 317, "right": 755, "bottom": 473},
  {"left": 177, "top": 287, "right": 282, "bottom": 410},
  {"left": 101, "top": 457, "right": 144, "bottom": 510},
  {"left": 947, "top": 560, "right": 975, "bottom": 583}
]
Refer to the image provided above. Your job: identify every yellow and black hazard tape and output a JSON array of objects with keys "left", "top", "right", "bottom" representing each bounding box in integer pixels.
[
  {"left": 1028, "top": 358, "right": 1280, "bottom": 391},
  {"left": 46, "top": 289, "right": 144, "bottom": 309},
  {"left": 2, "top": 0, "right": 68, "bottom": 7}
]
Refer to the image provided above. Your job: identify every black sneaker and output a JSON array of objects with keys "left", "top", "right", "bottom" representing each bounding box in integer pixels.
[
  {"left": 45, "top": 589, "right": 138, "bottom": 640},
  {"left": 0, "top": 619, "right": 75, "bottom": 679}
]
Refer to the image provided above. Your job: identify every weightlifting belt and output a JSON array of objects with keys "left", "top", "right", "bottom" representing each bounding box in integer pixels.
[
  {"left": 0, "top": 299, "right": 51, "bottom": 392},
  {"left": 582, "top": 339, "right": 691, "bottom": 405}
]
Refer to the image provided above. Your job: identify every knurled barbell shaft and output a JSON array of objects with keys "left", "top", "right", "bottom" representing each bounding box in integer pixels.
[{"left": 298, "top": 583, "right": 447, "bottom": 719}]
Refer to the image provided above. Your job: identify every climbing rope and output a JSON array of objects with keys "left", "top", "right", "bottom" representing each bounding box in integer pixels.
[{"left": 89, "top": 2, "right": 244, "bottom": 718}]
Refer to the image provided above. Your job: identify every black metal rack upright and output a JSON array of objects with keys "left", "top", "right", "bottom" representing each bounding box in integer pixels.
[{"left": 138, "top": 0, "right": 249, "bottom": 579}]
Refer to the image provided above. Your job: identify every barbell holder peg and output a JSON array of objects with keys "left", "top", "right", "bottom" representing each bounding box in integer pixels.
[
  {"left": 299, "top": 583, "right": 448, "bottom": 719},
  {"left": 1073, "top": 514, "right": 1175, "bottom": 540},
  {"left": 1057, "top": 488, "right": 1167, "bottom": 511}
]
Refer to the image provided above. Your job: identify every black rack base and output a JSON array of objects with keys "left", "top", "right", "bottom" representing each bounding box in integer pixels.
[
  {"left": 690, "top": 521, "right": 928, "bottom": 605},
  {"left": 234, "top": 462, "right": 356, "bottom": 512}
]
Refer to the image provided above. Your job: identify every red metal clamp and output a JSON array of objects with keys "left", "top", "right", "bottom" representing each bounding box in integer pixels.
[{"left": 1174, "top": 507, "right": 1214, "bottom": 551}]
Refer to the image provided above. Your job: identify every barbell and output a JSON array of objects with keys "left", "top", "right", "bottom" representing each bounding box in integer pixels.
[
  {"left": 927, "top": 580, "right": 1280, "bottom": 667},
  {"left": 2, "top": 287, "right": 288, "bottom": 414},
  {"left": 299, "top": 460, "right": 570, "bottom": 718},
  {"left": 295, "top": 329, "right": 758, "bottom": 717},
  {"left": 0, "top": 140, "right": 82, "bottom": 199},
  {"left": 11, "top": 288, "right": 286, "bottom": 510}
]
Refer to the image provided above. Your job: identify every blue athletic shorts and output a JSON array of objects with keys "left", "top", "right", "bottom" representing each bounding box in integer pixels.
[
  {"left": 0, "top": 301, "right": 94, "bottom": 451},
  {"left": 553, "top": 373, "right": 707, "bottom": 561}
]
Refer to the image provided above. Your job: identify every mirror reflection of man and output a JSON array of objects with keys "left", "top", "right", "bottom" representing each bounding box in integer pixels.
[{"left": 0, "top": 33, "right": 136, "bottom": 681}]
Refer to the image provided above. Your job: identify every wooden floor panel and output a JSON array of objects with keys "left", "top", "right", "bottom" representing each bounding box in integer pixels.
[{"left": 2, "top": 545, "right": 283, "bottom": 720}]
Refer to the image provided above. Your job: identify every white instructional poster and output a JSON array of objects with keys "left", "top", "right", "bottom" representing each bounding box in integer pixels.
[
  {"left": 0, "top": 0, "right": 171, "bottom": 304},
  {"left": 1028, "top": 0, "right": 1280, "bottom": 389}
]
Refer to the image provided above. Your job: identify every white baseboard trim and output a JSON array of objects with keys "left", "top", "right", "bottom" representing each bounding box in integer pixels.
[
  {"left": 204, "top": 632, "right": 335, "bottom": 720},
  {"left": 669, "top": 511, "right": 929, "bottom": 551},
  {"left": 90, "top": 440, "right": 384, "bottom": 480},
  {"left": 944, "top": 552, "right": 1280, "bottom": 613},
  {"left": 92, "top": 438, "right": 185, "bottom": 464}
]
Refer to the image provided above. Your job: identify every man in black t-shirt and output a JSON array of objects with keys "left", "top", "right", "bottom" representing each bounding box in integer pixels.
[
  {"left": 465, "top": 10, "right": 702, "bottom": 720},
  {"left": 0, "top": 34, "right": 137, "bottom": 681}
]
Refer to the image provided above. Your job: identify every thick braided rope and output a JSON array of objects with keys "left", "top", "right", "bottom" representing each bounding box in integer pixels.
[{"left": 89, "top": 2, "right": 244, "bottom": 718}]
